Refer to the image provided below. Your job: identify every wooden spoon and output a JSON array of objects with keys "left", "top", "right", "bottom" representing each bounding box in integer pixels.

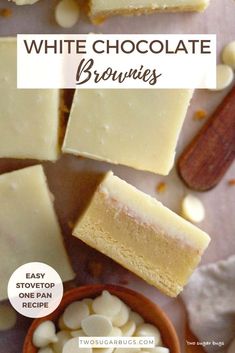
[
  {"left": 23, "top": 284, "right": 180, "bottom": 353},
  {"left": 178, "top": 85, "right": 235, "bottom": 191}
]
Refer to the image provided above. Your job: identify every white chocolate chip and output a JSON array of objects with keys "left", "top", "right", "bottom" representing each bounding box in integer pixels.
[
  {"left": 135, "top": 324, "right": 161, "bottom": 346},
  {"left": 0, "top": 304, "right": 17, "bottom": 331},
  {"left": 63, "top": 301, "right": 89, "bottom": 330},
  {"left": 112, "top": 302, "right": 130, "bottom": 327},
  {"left": 52, "top": 331, "right": 71, "bottom": 353},
  {"left": 32, "top": 291, "right": 169, "bottom": 353},
  {"left": 62, "top": 338, "right": 92, "bottom": 353},
  {"left": 55, "top": 0, "right": 80, "bottom": 28},
  {"left": 110, "top": 327, "right": 123, "bottom": 336},
  {"left": 11, "top": 0, "right": 40, "bottom": 4},
  {"left": 33, "top": 321, "right": 58, "bottom": 348},
  {"left": 58, "top": 316, "right": 69, "bottom": 331},
  {"left": 92, "top": 291, "right": 122, "bottom": 317},
  {"left": 181, "top": 194, "right": 205, "bottom": 223},
  {"left": 115, "top": 349, "right": 140, "bottom": 353},
  {"left": 120, "top": 320, "right": 136, "bottom": 337},
  {"left": 70, "top": 329, "right": 86, "bottom": 338},
  {"left": 146, "top": 349, "right": 169, "bottom": 353},
  {"left": 94, "top": 349, "right": 114, "bottom": 353},
  {"left": 222, "top": 41, "right": 235, "bottom": 70},
  {"left": 81, "top": 314, "right": 112, "bottom": 337},
  {"left": 212, "top": 64, "right": 234, "bottom": 91},
  {"left": 82, "top": 298, "right": 94, "bottom": 314},
  {"left": 38, "top": 347, "right": 55, "bottom": 353},
  {"left": 145, "top": 346, "right": 164, "bottom": 353},
  {"left": 129, "top": 312, "right": 144, "bottom": 326}
]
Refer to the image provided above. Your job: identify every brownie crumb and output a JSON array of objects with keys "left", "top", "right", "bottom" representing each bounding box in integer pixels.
[
  {"left": 228, "top": 179, "right": 235, "bottom": 186},
  {"left": 194, "top": 109, "right": 207, "bottom": 121},
  {"left": 60, "top": 100, "right": 70, "bottom": 114},
  {"left": 87, "top": 260, "right": 103, "bottom": 278},
  {"left": 156, "top": 182, "right": 167, "bottom": 193},
  {"left": 68, "top": 220, "right": 75, "bottom": 229},
  {"left": 0, "top": 8, "right": 12, "bottom": 18}
]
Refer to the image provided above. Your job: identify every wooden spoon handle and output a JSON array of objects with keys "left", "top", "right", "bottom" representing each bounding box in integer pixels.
[{"left": 178, "top": 85, "right": 235, "bottom": 191}]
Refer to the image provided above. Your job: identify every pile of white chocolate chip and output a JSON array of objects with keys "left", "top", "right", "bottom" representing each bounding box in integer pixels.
[{"left": 32, "top": 290, "right": 170, "bottom": 353}]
